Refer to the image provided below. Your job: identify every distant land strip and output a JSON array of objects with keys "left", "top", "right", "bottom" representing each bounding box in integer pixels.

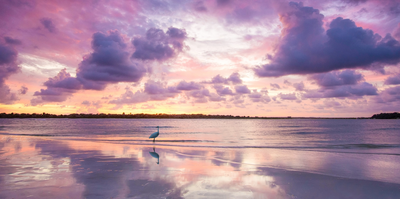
[{"left": 0, "top": 112, "right": 398, "bottom": 119}]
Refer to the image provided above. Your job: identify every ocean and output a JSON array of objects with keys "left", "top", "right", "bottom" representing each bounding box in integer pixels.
[{"left": 0, "top": 118, "right": 399, "bottom": 198}]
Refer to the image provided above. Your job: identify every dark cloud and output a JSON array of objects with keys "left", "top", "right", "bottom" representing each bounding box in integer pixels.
[
  {"left": 176, "top": 81, "right": 202, "bottom": 90},
  {"left": 235, "top": 85, "right": 251, "bottom": 94},
  {"left": 132, "top": 27, "right": 187, "bottom": 61},
  {"left": 293, "top": 82, "right": 305, "bottom": 91},
  {"left": 18, "top": 86, "right": 28, "bottom": 94},
  {"left": 384, "top": 74, "right": 400, "bottom": 85},
  {"left": 375, "top": 86, "right": 400, "bottom": 103},
  {"left": 4, "top": 37, "right": 22, "bottom": 45},
  {"left": 0, "top": 43, "right": 18, "bottom": 68},
  {"left": 31, "top": 69, "right": 80, "bottom": 105},
  {"left": 254, "top": 2, "right": 400, "bottom": 77},
  {"left": 40, "top": 17, "right": 57, "bottom": 33},
  {"left": 0, "top": 43, "right": 19, "bottom": 104},
  {"left": 303, "top": 82, "right": 377, "bottom": 99},
  {"left": 0, "top": 85, "right": 18, "bottom": 104},
  {"left": 311, "top": 70, "right": 364, "bottom": 87},
  {"left": 77, "top": 31, "right": 147, "bottom": 90}
]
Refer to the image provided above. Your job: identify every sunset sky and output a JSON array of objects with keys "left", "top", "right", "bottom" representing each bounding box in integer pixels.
[{"left": 1, "top": 0, "right": 400, "bottom": 117}]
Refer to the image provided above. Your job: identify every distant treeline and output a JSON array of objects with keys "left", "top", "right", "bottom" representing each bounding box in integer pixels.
[
  {"left": 0, "top": 112, "right": 370, "bottom": 119},
  {"left": 371, "top": 112, "right": 400, "bottom": 119},
  {"left": 0, "top": 112, "right": 286, "bottom": 119}
]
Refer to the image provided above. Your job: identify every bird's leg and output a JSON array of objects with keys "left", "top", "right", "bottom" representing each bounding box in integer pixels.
[{"left": 153, "top": 138, "right": 155, "bottom": 143}]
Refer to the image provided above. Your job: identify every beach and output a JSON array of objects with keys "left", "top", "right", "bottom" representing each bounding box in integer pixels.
[{"left": 1, "top": 118, "right": 400, "bottom": 198}]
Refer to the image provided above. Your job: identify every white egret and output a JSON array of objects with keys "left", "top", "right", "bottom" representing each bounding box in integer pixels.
[{"left": 149, "top": 126, "right": 159, "bottom": 142}]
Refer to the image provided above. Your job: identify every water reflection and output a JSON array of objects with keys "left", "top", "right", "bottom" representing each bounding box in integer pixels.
[
  {"left": 0, "top": 135, "right": 400, "bottom": 199},
  {"left": 149, "top": 146, "right": 160, "bottom": 164}
]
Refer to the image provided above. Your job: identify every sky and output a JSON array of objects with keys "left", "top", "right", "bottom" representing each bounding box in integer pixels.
[{"left": 1, "top": 0, "right": 400, "bottom": 117}]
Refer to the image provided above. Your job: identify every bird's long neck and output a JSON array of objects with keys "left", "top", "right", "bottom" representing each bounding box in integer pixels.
[{"left": 157, "top": 127, "right": 159, "bottom": 132}]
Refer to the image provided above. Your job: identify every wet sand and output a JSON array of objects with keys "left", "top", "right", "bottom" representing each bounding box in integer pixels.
[{"left": 1, "top": 134, "right": 400, "bottom": 199}]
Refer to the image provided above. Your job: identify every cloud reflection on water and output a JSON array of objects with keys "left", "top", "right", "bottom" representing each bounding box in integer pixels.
[{"left": 0, "top": 136, "right": 400, "bottom": 199}]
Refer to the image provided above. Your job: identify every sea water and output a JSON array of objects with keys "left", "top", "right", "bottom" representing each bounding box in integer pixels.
[{"left": 0, "top": 119, "right": 399, "bottom": 198}]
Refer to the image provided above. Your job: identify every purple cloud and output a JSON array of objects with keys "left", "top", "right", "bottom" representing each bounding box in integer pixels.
[
  {"left": 210, "top": 72, "right": 243, "bottom": 84},
  {"left": 31, "top": 69, "right": 79, "bottom": 105},
  {"left": 293, "top": 82, "right": 305, "bottom": 91},
  {"left": 311, "top": 70, "right": 364, "bottom": 87},
  {"left": 303, "top": 82, "right": 378, "bottom": 99},
  {"left": 77, "top": 31, "right": 147, "bottom": 90},
  {"left": 278, "top": 93, "right": 298, "bottom": 101},
  {"left": 248, "top": 90, "right": 271, "bottom": 103},
  {"left": 176, "top": 81, "right": 202, "bottom": 90},
  {"left": 19, "top": 86, "right": 28, "bottom": 95},
  {"left": 0, "top": 42, "right": 19, "bottom": 104},
  {"left": 40, "top": 18, "right": 57, "bottom": 33},
  {"left": 109, "top": 89, "right": 150, "bottom": 105},
  {"left": 209, "top": 93, "right": 225, "bottom": 102},
  {"left": 214, "top": 85, "right": 234, "bottom": 96},
  {"left": 4, "top": 37, "right": 22, "bottom": 45},
  {"left": 132, "top": 27, "right": 187, "bottom": 61},
  {"left": 384, "top": 74, "right": 400, "bottom": 85},
  {"left": 193, "top": 1, "right": 207, "bottom": 12},
  {"left": 270, "top": 83, "right": 281, "bottom": 90},
  {"left": 254, "top": 2, "right": 400, "bottom": 77},
  {"left": 375, "top": 86, "right": 400, "bottom": 103},
  {"left": 235, "top": 85, "right": 251, "bottom": 94}
]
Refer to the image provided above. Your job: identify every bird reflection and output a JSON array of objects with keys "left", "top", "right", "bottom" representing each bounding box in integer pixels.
[{"left": 149, "top": 146, "right": 159, "bottom": 164}]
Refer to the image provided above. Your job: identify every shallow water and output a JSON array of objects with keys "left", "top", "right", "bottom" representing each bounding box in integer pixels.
[{"left": 0, "top": 119, "right": 400, "bottom": 198}]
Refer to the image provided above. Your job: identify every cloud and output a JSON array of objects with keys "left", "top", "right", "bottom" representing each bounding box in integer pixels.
[
  {"left": 77, "top": 31, "right": 147, "bottom": 90},
  {"left": 193, "top": 1, "right": 207, "bottom": 12},
  {"left": 0, "top": 85, "right": 18, "bottom": 104},
  {"left": 234, "top": 85, "right": 251, "bottom": 94},
  {"left": 144, "top": 80, "right": 180, "bottom": 101},
  {"left": 176, "top": 81, "right": 202, "bottom": 90},
  {"left": 278, "top": 93, "right": 298, "bottom": 101},
  {"left": 33, "top": 27, "right": 189, "bottom": 105},
  {"left": 384, "top": 74, "right": 400, "bottom": 85},
  {"left": 214, "top": 85, "right": 234, "bottom": 96},
  {"left": 19, "top": 86, "right": 28, "bottom": 94},
  {"left": 210, "top": 72, "right": 243, "bottom": 84},
  {"left": 311, "top": 70, "right": 364, "bottom": 87},
  {"left": 0, "top": 42, "right": 19, "bottom": 104},
  {"left": 4, "top": 37, "right": 22, "bottom": 45},
  {"left": 132, "top": 27, "right": 187, "bottom": 61},
  {"left": 40, "top": 18, "right": 57, "bottom": 33},
  {"left": 375, "top": 86, "right": 400, "bottom": 103},
  {"left": 293, "top": 82, "right": 305, "bottom": 91},
  {"left": 109, "top": 89, "right": 150, "bottom": 105},
  {"left": 248, "top": 90, "right": 271, "bottom": 103},
  {"left": 270, "top": 83, "right": 281, "bottom": 90},
  {"left": 31, "top": 69, "right": 80, "bottom": 105},
  {"left": 209, "top": 93, "right": 225, "bottom": 102},
  {"left": 303, "top": 82, "right": 378, "bottom": 99},
  {"left": 254, "top": 2, "right": 400, "bottom": 77},
  {"left": 217, "top": 0, "right": 232, "bottom": 7}
]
